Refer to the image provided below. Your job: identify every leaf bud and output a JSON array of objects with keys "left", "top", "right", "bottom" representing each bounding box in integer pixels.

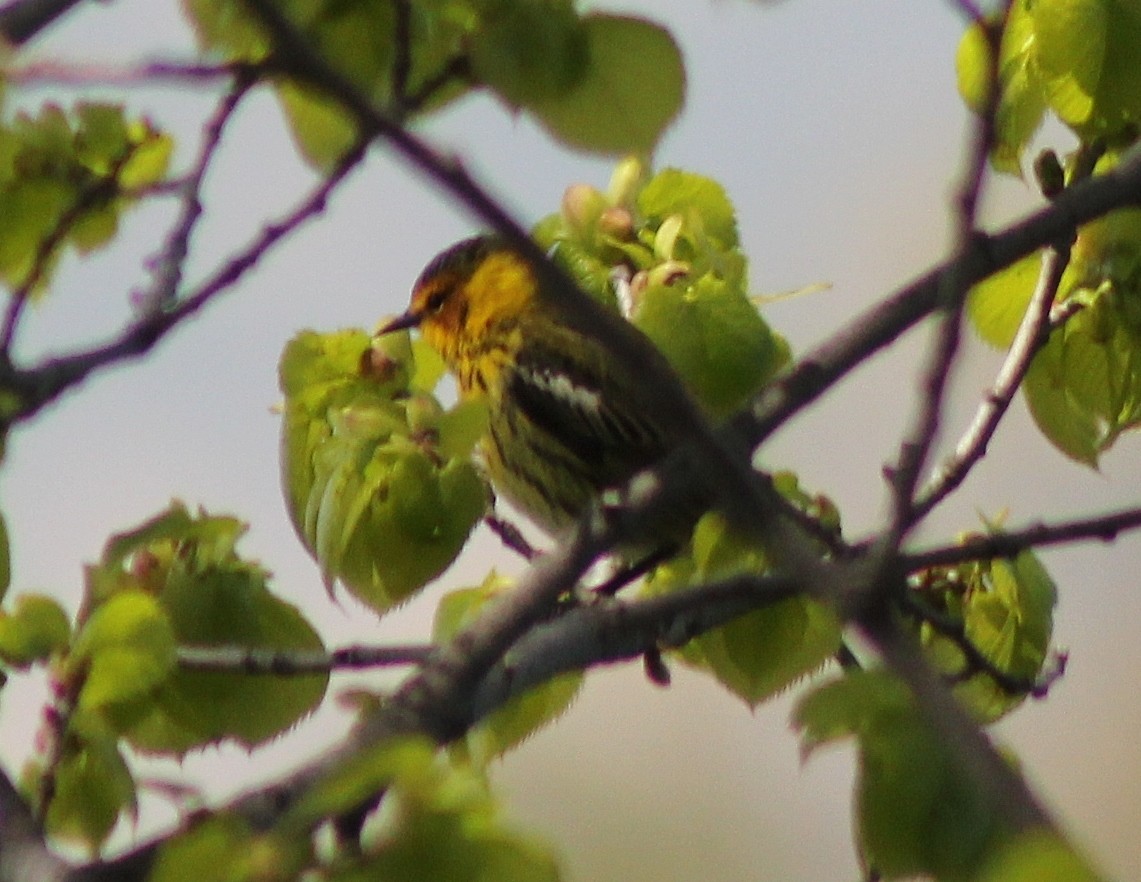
[
  {"left": 653, "top": 213, "right": 684, "bottom": 260},
  {"left": 607, "top": 155, "right": 646, "bottom": 206},
  {"left": 597, "top": 206, "right": 634, "bottom": 240},
  {"left": 561, "top": 183, "right": 608, "bottom": 234}
]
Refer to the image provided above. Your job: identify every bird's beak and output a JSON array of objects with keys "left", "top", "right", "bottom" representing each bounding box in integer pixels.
[{"left": 377, "top": 310, "right": 421, "bottom": 335}]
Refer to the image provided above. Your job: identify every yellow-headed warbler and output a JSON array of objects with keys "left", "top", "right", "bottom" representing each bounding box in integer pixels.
[{"left": 378, "top": 234, "right": 714, "bottom": 539}]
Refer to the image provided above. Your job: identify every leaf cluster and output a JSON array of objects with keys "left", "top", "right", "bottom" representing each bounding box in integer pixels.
[
  {"left": 1, "top": 504, "right": 325, "bottom": 851},
  {"left": 960, "top": 2, "right": 1141, "bottom": 464},
  {"left": 181, "top": 0, "right": 685, "bottom": 167}
]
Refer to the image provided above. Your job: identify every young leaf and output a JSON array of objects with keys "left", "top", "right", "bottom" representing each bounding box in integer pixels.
[
  {"left": 646, "top": 512, "right": 841, "bottom": 707},
  {"left": 81, "top": 504, "right": 327, "bottom": 754},
  {"left": 434, "top": 574, "right": 583, "bottom": 764},
  {"left": 470, "top": 0, "right": 588, "bottom": 107},
  {"left": 1024, "top": 292, "right": 1141, "bottom": 465},
  {"left": 974, "top": 830, "right": 1105, "bottom": 882},
  {"left": 280, "top": 329, "right": 488, "bottom": 612},
  {"left": 0, "top": 593, "right": 70, "bottom": 666},
  {"left": 71, "top": 591, "right": 176, "bottom": 712},
  {"left": 912, "top": 543, "right": 1057, "bottom": 723},
  {"left": 796, "top": 671, "right": 1006, "bottom": 881},
  {"left": 0, "top": 103, "right": 172, "bottom": 293},
  {"left": 529, "top": 15, "right": 684, "bottom": 155},
  {"left": 635, "top": 272, "right": 789, "bottom": 418},
  {"left": 296, "top": 738, "right": 561, "bottom": 882},
  {"left": 967, "top": 253, "right": 1043, "bottom": 348},
  {"left": 43, "top": 726, "right": 136, "bottom": 852}
]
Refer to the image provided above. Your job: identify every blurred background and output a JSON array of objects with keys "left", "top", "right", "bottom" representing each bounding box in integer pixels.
[{"left": 2, "top": 0, "right": 1139, "bottom": 879}]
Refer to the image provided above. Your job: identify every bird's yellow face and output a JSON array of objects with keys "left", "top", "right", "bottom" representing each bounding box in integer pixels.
[{"left": 384, "top": 236, "right": 538, "bottom": 392}]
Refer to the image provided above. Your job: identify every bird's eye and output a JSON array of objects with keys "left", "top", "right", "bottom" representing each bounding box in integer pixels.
[{"left": 424, "top": 288, "right": 448, "bottom": 313}]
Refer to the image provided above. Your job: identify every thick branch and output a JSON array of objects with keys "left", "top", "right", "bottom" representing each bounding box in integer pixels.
[
  {"left": 737, "top": 146, "right": 1141, "bottom": 451},
  {"left": 0, "top": 0, "right": 87, "bottom": 45}
]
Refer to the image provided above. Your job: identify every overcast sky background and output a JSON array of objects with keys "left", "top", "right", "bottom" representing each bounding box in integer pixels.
[{"left": 2, "top": 1, "right": 1140, "bottom": 879}]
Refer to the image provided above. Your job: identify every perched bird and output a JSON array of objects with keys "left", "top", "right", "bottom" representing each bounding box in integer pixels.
[{"left": 379, "top": 234, "right": 712, "bottom": 538}]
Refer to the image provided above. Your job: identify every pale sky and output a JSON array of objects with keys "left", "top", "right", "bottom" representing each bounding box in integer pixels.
[{"left": 2, "top": 1, "right": 1139, "bottom": 879}]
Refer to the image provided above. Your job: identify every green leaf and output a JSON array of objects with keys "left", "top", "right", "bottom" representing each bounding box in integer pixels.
[
  {"left": 179, "top": 0, "right": 270, "bottom": 60},
  {"left": 0, "top": 509, "right": 10, "bottom": 603},
  {"left": 0, "top": 593, "right": 71, "bottom": 666},
  {"left": 967, "top": 253, "right": 1043, "bottom": 348},
  {"left": 634, "top": 272, "right": 789, "bottom": 418},
  {"left": 148, "top": 815, "right": 257, "bottom": 882},
  {"left": 914, "top": 543, "right": 1057, "bottom": 723},
  {"left": 470, "top": 0, "right": 588, "bottom": 107},
  {"left": 637, "top": 168, "right": 738, "bottom": 249},
  {"left": 280, "top": 329, "right": 488, "bottom": 612},
  {"left": 956, "top": 6, "right": 1048, "bottom": 174},
  {"left": 276, "top": 81, "right": 361, "bottom": 173},
  {"left": 0, "top": 103, "right": 172, "bottom": 292},
  {"left": 1027, "top": 0, "right": 1107, "bottom": 128},
  {"left": 44, "top": 727, "right": 136, "bottom": 852},
  {"left": 974, "top": 831, "right": 1105, "bottom": 882},
  {"left": 529, "top": 15, "right": 684, "bottom": 155},
  {"left": 294, "top": 738, "right": 561, "bottom": 882},
  {"left": 795, "top": 671, "right": 1004, "bottom": 881},
  {"left": 1024, "top": 292, "right": 1141, "bottom": 465},
  {"left": 81, "top": 504, "right": 326, "bottom": 754},
  {"left": 647, "top": 513, "right": 840, "bottom": 707},
  {"left": 72, "top": 591, "right": 176, "bottom": 711},
  {"left": 435, "top": 575, "right": 583, "bottom": 764}
]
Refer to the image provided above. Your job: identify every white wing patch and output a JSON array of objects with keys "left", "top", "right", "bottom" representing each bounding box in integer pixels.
[{"left": 522, "top": 367, "right": 604, "bottom": 415}]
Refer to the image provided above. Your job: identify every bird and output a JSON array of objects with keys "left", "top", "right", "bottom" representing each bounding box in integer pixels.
[{"left": 378, "top": 233, "right": 713, "bottom": 540}]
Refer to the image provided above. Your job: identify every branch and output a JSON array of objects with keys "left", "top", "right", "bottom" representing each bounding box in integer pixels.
[
  {"left": 176, "top": 643, "right": 434, "bottom": 674},
  {"left": 0, "top": 0, "right": 88, "bottom": 45},
  {"left": 0, "top": 138, "right": 367, "bottom": 423},
  {"left": 736, "top": 145, "right": 1141, "bottom": 453},
  {"left": 0, "top": 769, "right": 68, "bottom": 882},
  {"left": 884, "top": 7, "right": 1004, "bottom": 540},
  {"left": 2, "top": 60, "right": 240, "bottom": 86},
  {"left": 913, "top": 242, "right": 1070, "bottom": 518},
  {"left": 136, "top": 72, "right": 254, "bottom": 316},
  {"left": 903, "top": 504, "right": 1141, "bottom": 570},
  {"left": 468, "top": 572, "right": 799, "bottom": 720}
]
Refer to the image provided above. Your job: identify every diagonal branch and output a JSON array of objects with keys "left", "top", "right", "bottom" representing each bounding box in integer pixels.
[
  {"left": 0, "top": 139, "right": 367, "bottom": 423},
  {"left": 137, "top": 72, "right": 254, "bottom": 316},
  {"left": 883, "top": 5, "right": 1007, "bottom": 541},
  {"left": 912, "top": 242, "right": 1070, "bottom": 518}
]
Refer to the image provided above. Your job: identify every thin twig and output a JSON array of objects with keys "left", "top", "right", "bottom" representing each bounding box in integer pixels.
[
  {"left": 484, "top": 511, "right": 538, "bottom": 561},
  {"left": 913, "top": 242, "right": 1070, "bottom": 517},
  {"left": 897, "top": 592, "right": 1063, "bottom": 697},
  {"left": 0, "top": 140, "right": 368, "bottom": 423},
  {"left": 884, "top": 6, "right": 1007, "bottom": 540},
  {"left": 400, "top": 55, "right": 471, "bottom": 115},
  {"left": 0, "top": 157, "right": 128, "bottom": 353},
  {"left": 903, "top": 504, "right": 1141, "bottom": 570},
  {"left": 390, "top": 0, "right": 413, "bottom": 113},
  {"left": 3, "top": 59, "right": 241, "bottom": 86},
  {"left": 137, "top": 73, "right": 254, "bottom": 315},
  {"left": 176, "top": 643, "right": 434, "bottom": 675}
]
